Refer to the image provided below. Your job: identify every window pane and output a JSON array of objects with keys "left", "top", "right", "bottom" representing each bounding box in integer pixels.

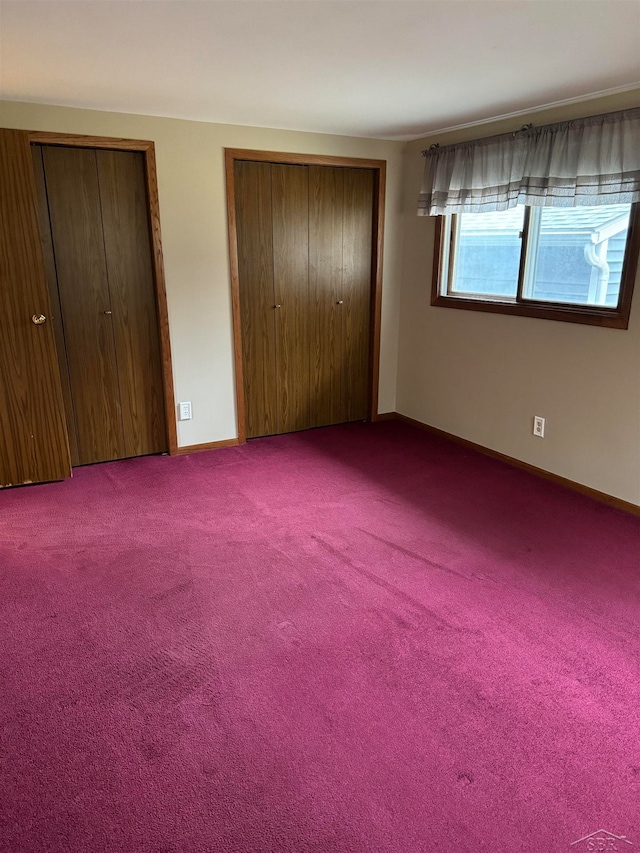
[
  {"left": 450, "top": 206, "right": 524, "bottom": 298},
  {"left": 523, "top": 204, "right": 631, "bottom": 307}
]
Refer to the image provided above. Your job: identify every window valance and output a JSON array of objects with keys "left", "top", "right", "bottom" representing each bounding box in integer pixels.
[{"left": 417, "top": 107, "right": 640, "bottom": 216}]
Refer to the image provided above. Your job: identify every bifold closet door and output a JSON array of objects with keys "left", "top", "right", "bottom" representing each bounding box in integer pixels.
[
  {"left": 31, "top": 147, "right": 80, "bottom": 466},
  {"left": 236, "top": 161, "right": 311, "bottom": 437},
  {"left": 0, "top": 129, "right": 71, "bottom": 487},
  {"left": 235, "top": 160, "right": 278, "bottom": 439},
  {"left": 272, "top": 164, "right": 310, "bottom": 434},
  {"left": 309, "top": 166, "right": 344, "bottom": 428},
  {"left": 235, "top": 159, "right": 373, "bottom": 439},
  {"left": 96, "top": 150, "right": 166, "bottom": 459},
  {"left": 342, "top": 168, "right": 373, "bottom": 422},
  {"left": 33, "top": 144, "right": 167, "bottom": 466},
  {"left": 37, "top": 145, "right": 125, "bottom": 465},
  {"left": 308, "top": 166, "right": 373, "bottom": 426}
]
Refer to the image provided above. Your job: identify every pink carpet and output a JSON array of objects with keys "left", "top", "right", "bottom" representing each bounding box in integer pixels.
[{"left": 1, "top": 421, "right": 639, "bottom": 852}]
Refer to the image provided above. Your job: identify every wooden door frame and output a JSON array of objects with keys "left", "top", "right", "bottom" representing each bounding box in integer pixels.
[
  {"left": 225, "top": 148, "right": 386, "bottom": 444},
  {"left": 27, "top": 131, "right": 178, "bottom": 455}
]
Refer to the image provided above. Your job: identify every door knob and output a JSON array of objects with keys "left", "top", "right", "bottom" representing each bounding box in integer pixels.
[
  {"left": 31, "top": 314, "right": 46, "bottom": 325},
  {"left": 336, "top": 300, "right": 344, "bottom": 305},
  {"left": 103, "top": 310, "right": 112, "bottom": 315},
  {"left": 274, "top": 304, "right": 281, "bottom": 309}
]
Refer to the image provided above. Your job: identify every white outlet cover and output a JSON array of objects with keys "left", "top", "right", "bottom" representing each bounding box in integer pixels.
[{"left": 533, "top": 416, "right": 545, "bottom": 437}]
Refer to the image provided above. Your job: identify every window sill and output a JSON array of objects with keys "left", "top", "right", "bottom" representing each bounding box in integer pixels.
[{"left": 430, "top": 293, "right": 631, "bottom": 329}]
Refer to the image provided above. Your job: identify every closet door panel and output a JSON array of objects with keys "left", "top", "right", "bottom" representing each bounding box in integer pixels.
[
  {"left": 31, "top": 145, "right": 80, "bottom": 467},
  {"left": 96, "top": 150, "right": 167, "bottom": 457},
  {"left": 0, "top": 129, "right": 71, "bottom": 486},
  {"left": 42, "top": 145, "right": 125, "bottom": 465},
  {"left": 272, "top": 164, "right": 310, "bottom": 434},
  {"left": 309, "top": 166, "right": 344, "bottom": 427},
  {"left": 343, "top": 168, "right": 373, "bottom": 422},
  {"left": 235, "top": 161, "right": 277, "bottom": 438}
]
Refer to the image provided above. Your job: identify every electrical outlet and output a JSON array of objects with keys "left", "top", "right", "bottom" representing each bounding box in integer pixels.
[
  {"left": 179, "top": 402, "right": 192, "bottom": 421},
  {"left": 533, "top": 416, "right": 545, "bottom": 438}
]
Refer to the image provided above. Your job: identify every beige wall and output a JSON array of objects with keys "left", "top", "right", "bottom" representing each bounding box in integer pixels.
[
  {"left": 397, "top": 90, "right": 640, "bottom": 506},
  {"left": 0, "top": 100, "right": 405, "bottom": 447}
]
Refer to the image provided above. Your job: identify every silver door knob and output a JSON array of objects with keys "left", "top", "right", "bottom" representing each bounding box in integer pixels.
[
  {"left": 274, "top": 304, "right": 281, "bottom": 309},
  {"left": 336, "top": 300, "right": 344, "bottom": 305},
  {"left": 31, "top": 314, "right": 46, "bottom": 325},
  {"left": 104, "top": 310, "right": 112, "bottom": 315}
]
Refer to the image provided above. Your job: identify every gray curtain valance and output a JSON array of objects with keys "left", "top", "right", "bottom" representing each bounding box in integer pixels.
[{"left": 417, "top": 107, "right": 640, "bottom": 216}]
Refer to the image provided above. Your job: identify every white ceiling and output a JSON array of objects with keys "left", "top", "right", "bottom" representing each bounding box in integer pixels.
[{"left": 1, "top": 1, "right": 639, "bottom": 140}]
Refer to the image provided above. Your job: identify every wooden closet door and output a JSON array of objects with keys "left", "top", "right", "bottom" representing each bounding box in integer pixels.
[
  {"left": 272, "top": 164, "right": 310, "bottom": 434},
  {"left": 31, "top": 145, "right": 80, "bottom": 467},
  {"left": 309, "top": 166, "right": 344, "bottom": 428},
  {"left": 96, "top": 150, "right": 167, "bottom": 457},
  {"left": 342, "top": 169, "right": 373, "bottom": 422},
  {"left": 42, "top": 146, "right": 125, "bottom": 465},
  {"left": 0, "top": 130, "right": 71, "bottom": 487},
  {"left": 235, "top": 161, "right": 278, "bottom": 438}
]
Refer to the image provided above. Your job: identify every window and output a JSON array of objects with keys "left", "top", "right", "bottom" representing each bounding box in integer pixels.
[
  {"left": 420, "top": 108, "right": 640, "bottom": 328},
  {"left": 433, "top": 203, "right": 639, "bottom": 329}
]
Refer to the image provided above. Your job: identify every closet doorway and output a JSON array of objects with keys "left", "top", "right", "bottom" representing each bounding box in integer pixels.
[
  {"left": 29, "top": 133, "right": 176, "bottom": 467},
  {"left": 226, "top": 149, "right": 385, "bottom": 441}
]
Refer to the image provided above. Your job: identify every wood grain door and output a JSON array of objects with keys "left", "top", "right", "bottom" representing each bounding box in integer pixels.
[
  {"left": 34, "top": 145, "right": 168, "bottom": 466},
  {"left": 31, "top": 146, "right": 81, "bottom": 466},
  {"left": 235, "top": 160, "right": 373, "bottom": 439},
  {"left": 342, "top": 169, "right": 373, "bottom": 422},
  {"left": 272, "top": 164, "right": 310, "bottom": 434},
  {"left": 40, "top": 145, "right": 125, "bottom": 465},
  {"left": 309, "top": 166, "right": 345, "bottom": 428},
  {"left": 0, "top": 129, "right": 71, "bottom": 487},
  {"left": 96, "top": 150, "right": 167, "bottom": 458},
  {"left": 235, "top": 161, "right": 278, "bottom": 439}
]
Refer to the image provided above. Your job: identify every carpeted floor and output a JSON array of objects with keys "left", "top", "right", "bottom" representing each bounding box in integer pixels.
[{"left": 1, "top": 421, "right": 639, "bottom": 853}]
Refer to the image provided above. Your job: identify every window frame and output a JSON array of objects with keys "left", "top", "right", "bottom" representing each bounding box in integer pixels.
[{"left": 431, "top": 202, "right": 640, "bottom": 329}]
